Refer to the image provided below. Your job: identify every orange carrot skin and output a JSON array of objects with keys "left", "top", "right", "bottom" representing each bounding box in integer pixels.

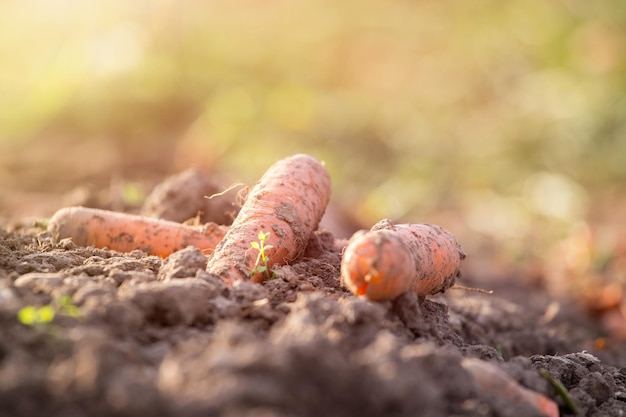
[
  {"left": 48, "top": 206, "right": 228, "bottom": 258},
  {"left": 206, "top": 154, "right": 331, "bottom": 285},
  {"left": 341, "top": 219, "right": 466, "bottom": 300},
  {"left": 461, "top": 358, "right": 559, "bottom": 417}
]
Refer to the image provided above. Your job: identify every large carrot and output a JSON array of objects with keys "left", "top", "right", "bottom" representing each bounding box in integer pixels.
[
  {"left": 47, "top": 206, "right": 228, "bottom": 258},
  {"left": 340, "top": 219, "right": 466, "bottom": 300},
  {"left": 206, "top": 154, "right": 331, "bottom": 285}
]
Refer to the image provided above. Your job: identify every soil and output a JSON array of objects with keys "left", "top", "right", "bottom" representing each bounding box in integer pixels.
[{"left": 1, "top": 168, "right": 626, "bottom": 417}]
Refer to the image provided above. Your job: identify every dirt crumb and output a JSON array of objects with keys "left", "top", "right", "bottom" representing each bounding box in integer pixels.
[{"left": 158, "top": 246, "right": 208, "bottom": 280}]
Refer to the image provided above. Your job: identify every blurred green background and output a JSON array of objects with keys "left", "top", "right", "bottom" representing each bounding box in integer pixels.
[{"left": 1, "top": 0, "right": 625, "bottom": 261}]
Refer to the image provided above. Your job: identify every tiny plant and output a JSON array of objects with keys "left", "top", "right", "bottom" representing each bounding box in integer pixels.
[
  {"left": 57, "top": 295, "right": 80, "bottom": 317},
  {"left": 34, "top": 218, "right": 49, "bottom": 230},
  {"left": 250, "top": 230, "right": 275, "bottom": 280},
  {"left": 121, "top": 181, "right": 145, "bottom": 207},
  {"left": 17, "top": 295, "right": 80, "bottom": 327},
  {"left": 539, "top": 368, "right": 577, "bottom": 414},
  {"left": 18, "top": 304, "right": 55, "bottom": 326},
  {"left": 494, "top": 343, "right": 505, "bottom": 361}
]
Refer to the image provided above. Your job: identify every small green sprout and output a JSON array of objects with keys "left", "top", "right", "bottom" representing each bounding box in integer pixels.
[
  {"left": 57, "top": 295, "right": 80, "bottom": 317},
  {"left": 18, "top": 305, "right": 55, "bottom": 326},
  {"left": 494, "top": 343, "right": 505, "bottom": 360},
  {"left": 17, "top": 295, "right": 80, "bottom": 327},
  {"left": 34, "top": 218, "right": 49, "bottom": 230},
  {"left": 121, "top": 181, "right": 145, "bottom": 207},
  {"left": 539, "top": 368, "right": 577, "bottom": 414},
  {"left": 250, "top": 230, "right": 275, "bottom": 280}
]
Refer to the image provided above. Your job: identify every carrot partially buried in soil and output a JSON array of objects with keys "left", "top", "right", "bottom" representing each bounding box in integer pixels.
[
  {"left": 48, "top": 207, "right": 228, "bottom": 258},
  {"left": 206, "top": 154, "right": 331, "bottom": 285},
  {"left": 461, "top": 358, "right": 559, "bottom": 417},
  {"left": 340, "top": 219, "right": 466, "bottom": 300}
]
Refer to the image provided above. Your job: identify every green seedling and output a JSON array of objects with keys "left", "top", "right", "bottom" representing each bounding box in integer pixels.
[
  {"left": 18, "top": 305, "right": 55, "bottom": 326},
  {"left": 121, "top": 181, "right": 145, "bottom": 207},
  {"left": 57, "top": 295, "right": 80, "bottom": 317},
  {"left": 494, "top": 343, "right": 505, "bottom": 361},
  {"left": 250, "top": 230, "right": 275, "bottom": 280},
  {"left": 17, "top": 295, "right": 80, "bottom": 327},
  {"left": 539, "top": 368, "right": 577, "bottom": 414},
  {"left": 34, "top": 218, "right": 49, "bottom": 230}
]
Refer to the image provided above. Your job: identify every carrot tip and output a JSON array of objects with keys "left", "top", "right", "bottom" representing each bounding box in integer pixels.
[{"left": 356, "top": 282, "right": 368, "bottom": 296}]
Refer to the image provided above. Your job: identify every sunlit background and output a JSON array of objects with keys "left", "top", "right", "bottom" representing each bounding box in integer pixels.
[{"left": 1, "top": 0, "right": 626, "bottom": 301}]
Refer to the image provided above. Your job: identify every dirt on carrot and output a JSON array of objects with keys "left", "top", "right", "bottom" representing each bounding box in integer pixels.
[
  {"left": 47, "top": 206, "right": 229, "bottom": 257},
  {"left": 205, "top": 153, "right": 331, "bottom": 284},
  {"left": 341, "top": 219, "right": 466, "bottom": 300}
]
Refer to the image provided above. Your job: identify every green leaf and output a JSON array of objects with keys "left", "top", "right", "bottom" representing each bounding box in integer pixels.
[
  {"left": 256, "top": 266, "right": 267, "bottom": 273},
  {"left": 121, "top": 182, "right": 145, "bottom": 206},
  {"left": 55, "top": 295, "right": 79, "bottom": 317},
  {"left": 264, "top": 244, "right": 274, "bottom": 250},
  {"left": 251, "top": 241, "right": 260, "bottom": 250},
  {"left": 62, "top": 304, "right": 80, "bottom": 318},
  {"left": 540, "top": 368, "right": 577, "bottom": 414},
  {"left": 38, "top": 306, "right": 55, "bottom": 323},
  {"left": 17, "top": 306, "right": 38, "bottom": 325}
]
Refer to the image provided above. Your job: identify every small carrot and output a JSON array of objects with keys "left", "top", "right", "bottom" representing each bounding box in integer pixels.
[
  {"left": 47, "top": 206, "right": 229, "bottom": 258},
  {"left": 340, "top": 219, "right": 466, "bottom": 300},
  {"left": 206, "top": 154, "right": 331, "bottom": 285},
  {"left": 462, "top": 358, "right": 559, "bottom": 417}
]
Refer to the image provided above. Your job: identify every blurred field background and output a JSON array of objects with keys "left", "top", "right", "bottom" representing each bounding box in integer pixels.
[{"left": 1, "top": 0, "right": 626, "bottom": 318}]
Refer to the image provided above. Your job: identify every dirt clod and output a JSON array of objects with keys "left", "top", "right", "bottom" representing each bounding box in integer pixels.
[
  {"left": 158, "top": 246, "right": 208, "bottom": 281},
  {"left": 141, "top": 168, "right": 238, "bottom": 225}
]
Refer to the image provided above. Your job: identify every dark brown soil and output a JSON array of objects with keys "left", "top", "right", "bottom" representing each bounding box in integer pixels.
[{"left": 1, "top": 170, "right": 626, "bottom": 417}]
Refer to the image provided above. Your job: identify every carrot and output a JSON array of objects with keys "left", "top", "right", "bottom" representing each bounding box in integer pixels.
[
  {"left": 47, "top": 206, "right": 228, "bottom": 258},
  {"left": 206, "top": 154, "right": 331, "bottom": 285},
  {"left": 461, "top": 358, "right": 559, "bottom": 417},
  {"left": 340, "top": 219, "right": 466, "bottom": 300}
]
